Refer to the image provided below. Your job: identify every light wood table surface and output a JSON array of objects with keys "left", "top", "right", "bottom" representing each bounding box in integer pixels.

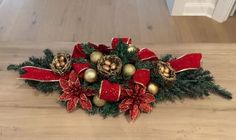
[{"left": 0, "top": 42, "right": 235, "bottom": 140}]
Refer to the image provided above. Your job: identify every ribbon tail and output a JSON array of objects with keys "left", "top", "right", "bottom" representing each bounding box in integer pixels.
[
  {"left": 19, "top": 66, "right": 68, "bottom": 82},
  {"left": 168, "top": 53, "right": 202, "bottom": 73}
]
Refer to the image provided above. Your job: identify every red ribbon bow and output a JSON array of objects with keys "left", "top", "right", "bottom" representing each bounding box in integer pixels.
[{"left": 19, "top": 37, "right": 202, "bottom": 84}]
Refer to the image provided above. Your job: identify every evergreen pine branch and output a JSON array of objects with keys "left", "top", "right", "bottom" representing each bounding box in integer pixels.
[
  {"left": 206, "top": 82, "right": 232, "bottom": 99},
  {"left": 111, "top": 41, "right": 137, "bottom": 64},
  {"left": 88, "top": 102, "right": 120, "bottom": 118},
  {"left": 81, "top": 43, "right": 96, "bottom": 55},
  {"left": 160, "top": 54, "right": 173, "bottom": 62},
  {"left": 154, "top": 68, "right": 232, "bottom": 102}
]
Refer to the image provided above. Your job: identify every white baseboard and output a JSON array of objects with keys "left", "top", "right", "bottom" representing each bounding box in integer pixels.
[
  {"left": 168, "top": 0, "right": 217, "bottom": 17},
  {"left": 182, "top": 2, "right": 215, "bottom": 17}
]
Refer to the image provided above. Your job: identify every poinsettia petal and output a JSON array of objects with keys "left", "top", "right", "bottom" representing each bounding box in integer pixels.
[
  {"left": 78, "top": 94, "right": 92, "bottom": 111},
  {"left": 59, "top": 78, "right": 69, "bottom": 90},
  {"left": 139, "top": 103, "right": 153, "bottom": 113},
  {"left": 74, "top": 78, "right": 81, "bottom": 87},
  {"left": 79, "top": 93, "right": 87, "bottom": 101},
  {"left": 134, "top": 84, "right": 140, "bottom": 93},
  {"left": 119, "top": 98, "right": 133, "bottom": 112},
  {"left": 126, "top": 89, "right": 134, "bottom": 96},
  {"left": 66, "top": 98, "right": 78, "bottom": 112},
  {"left": 139, "top": 87, "right": 146, "bottom": 95},
  {"left": 69, "top": 70, "right": 78, "bottom": 83},
  {"left": 73, "top": 96, "right": 79, "bottom": 105},
  {"left": 130, "top": 104, "right": 140, "bottom": 121},
  {"left": 59, "top": 93, "right": 72, "bottom": 101},
  {"left": 140, "top": 93, "right": 156, "bottom": 103}
]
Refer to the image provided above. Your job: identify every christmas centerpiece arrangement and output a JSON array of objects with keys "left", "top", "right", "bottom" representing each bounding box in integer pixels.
[{"left": 7, "top": 38, "right": 232, "bottom": 121}]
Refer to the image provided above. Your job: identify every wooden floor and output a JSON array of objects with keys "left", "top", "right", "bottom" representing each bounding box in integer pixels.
[
  {"left": 1, "top": 0, "right": 236, "bottom": 139},
  {"left": 0, "top": 42, "right": 236, "bottom": 140},
  {"left": 0, "top": 0, "right": 236, "bottom": 43}
]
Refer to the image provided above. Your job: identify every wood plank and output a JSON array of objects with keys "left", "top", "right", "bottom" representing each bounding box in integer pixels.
[
  {"left": 0, "top": 42, "right": 235, "bottom": 140},
  {"left": 0, "top": 0, "right": 236, "bottom": 43}
]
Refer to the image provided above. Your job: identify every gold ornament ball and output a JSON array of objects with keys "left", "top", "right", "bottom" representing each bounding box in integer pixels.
[
  {"left": 93, "top": 95, "right": 106, "bottom": 107},
  {"left": 123, "top": 64, "right": 136, "bottom": 76},
  {"left": 90, "top": 51, "right": 103, "bottom": 63},
  {"left": 159, "top": 65, "right": 165, "bottom": 73},
  {"left": 147, "top": 82, "right": 159, "bottom": 95},
  {"left": 104, "top": 60, "right": 111, "bottom": 66},
  {"left": 55, "top": 62, "right": 61, "bottom": 68},
  {"left": 163, "top": 73, "right": 170, "bottom": 77},
  {"left": 84, "top": 68, "right": 97, "bottom": 83},
  {"left": 164, "top": 67, "right": 170, "bottom": 73},
  {"left": 60, "top": 62, "right": 66, "bottom": 67},
  {"left": 59, "top": 56, "right": 65, "bottom": 62},
  {"left": 102, "top": 65, "right": 110, "bottom": 71},
  {"left": 127, "top": 44, "right": 137, "bottom": 52},
  {"left": 110, "top": 63, "right": 117, "bottom": 70}
]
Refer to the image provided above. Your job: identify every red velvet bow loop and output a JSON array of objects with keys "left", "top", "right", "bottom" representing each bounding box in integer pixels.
[
  {"left": 99, "top": 80, "right": 121, "bottom": 102},
  {"left": 99, "top": 69, "right": 151, "bottom": 102},
  {"left": 111, "top": 37, "right": 132, "bottom": 49},
  {"left": 133, "top": 69, "right": 150, "bottom": 87},
  {"left": 72, "top": 43, "right": 86, "bottom": 59},
  {"left": 168, "top": 53, "right": 202, "bottom": 73},
  {"left": 88, "top": 42, "right": 111, "bottom": 53},
  {"left": 72, "top": 63, "right": 91, "bottom": 74},
  {"left": 138, "top": 48, "right": 158, "bottom": 61}
]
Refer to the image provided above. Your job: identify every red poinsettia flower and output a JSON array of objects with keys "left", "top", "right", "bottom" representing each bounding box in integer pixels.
[
  {"left": 59, "top": 70, "right": 95, "bottom": 112},
  {"left": 119, "top": 84, "right": 156, "bottom": 121}
]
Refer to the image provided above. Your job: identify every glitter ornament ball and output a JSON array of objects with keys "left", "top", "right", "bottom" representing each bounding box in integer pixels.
[{"left": 84, "top": 68, "right": 97, "bottom": 83}]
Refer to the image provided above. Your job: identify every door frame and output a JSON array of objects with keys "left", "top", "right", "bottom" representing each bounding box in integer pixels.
[{"left": 212, "top": 0, "right": 236, "bottom": 22}]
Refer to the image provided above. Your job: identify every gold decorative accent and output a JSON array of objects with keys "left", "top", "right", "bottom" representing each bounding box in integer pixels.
[
  {"left": 50, "top": 52, "right": 71, "bottom": 76},
  {"left": 90, "top": 51, "right": 103, "bottom": 63},
  {"left": 122, "top": 64, "right": 136, "bottom": 76},
  {"left": 147, "top": 82, "right": 159, "bottom": 95},
  {"left": 98, "top": 80, "right": 104, "bottom": 99},
  {"left": 84, "top": 68, "right": 97, "bottom": 83},
  {"left": 157, "top": 61, "right": 176, "bottom": 82},
  {"left": 93, "top": 95, "right": 106, "bottom": 107},
  {"left": 97, "top": 55, "right": 122, "bottom": 77},
  {"left": 127, "top": 44, "right": 137, "bottom": 53}
]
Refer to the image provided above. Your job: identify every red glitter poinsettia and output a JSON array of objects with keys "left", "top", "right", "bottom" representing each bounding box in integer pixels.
[
  {"left": 59, "top": 70, "right": 95, "bottom": 112},
  {"left": 119, "top": 84, "right": 156, "bottom": 121}
]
